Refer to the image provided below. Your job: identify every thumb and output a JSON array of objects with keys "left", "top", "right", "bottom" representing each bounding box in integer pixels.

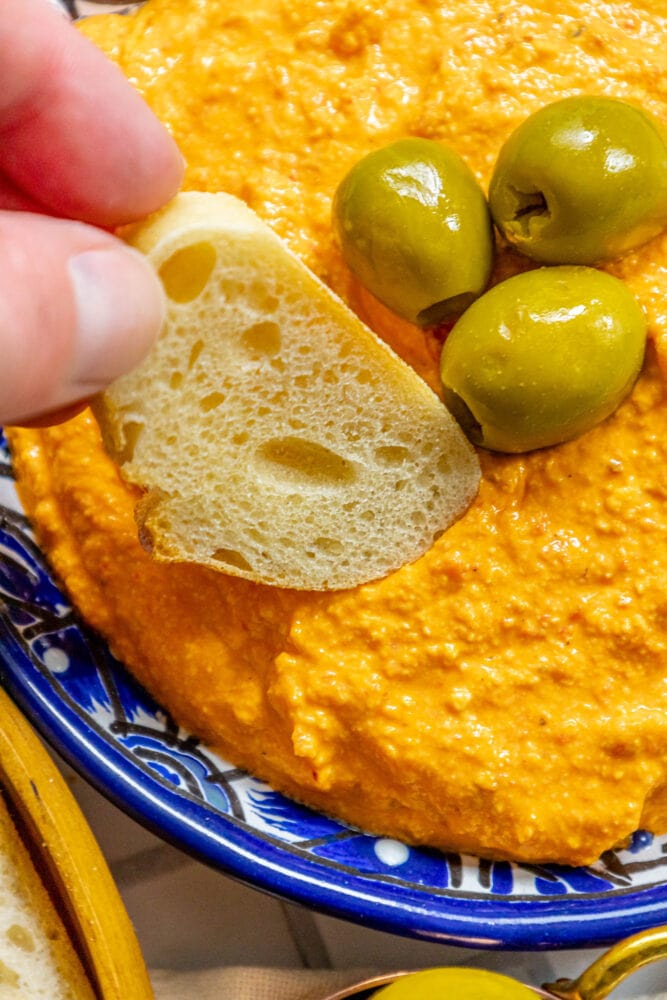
[{"left": 0, "top": 211, "right": 164, "bottom": 425}]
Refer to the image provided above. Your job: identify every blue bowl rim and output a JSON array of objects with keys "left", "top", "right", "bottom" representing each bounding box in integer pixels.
[{"left": 2, "top": 617, "right": 667, "bottom": 951}]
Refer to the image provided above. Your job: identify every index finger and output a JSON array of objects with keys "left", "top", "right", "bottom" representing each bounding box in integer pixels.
[{"left": 0, "top": 0, "right": 184, "bottom": 227}]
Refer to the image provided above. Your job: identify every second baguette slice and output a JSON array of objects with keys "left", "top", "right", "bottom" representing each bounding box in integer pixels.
[
  {"left": 0, "top": 792, "right": 96, "bottom": 1000},
  {"left": 94, "top": 192, "right": 480, "bottom": 590}
]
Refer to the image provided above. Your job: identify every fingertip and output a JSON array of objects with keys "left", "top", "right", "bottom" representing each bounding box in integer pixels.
[
  {"left": 0, "top": 214, "right": 164, "bottom": 425},
  {"left": 13, "top": 399, "right": 90, "bottom": 429},
  {"left": 66, "top": 243, "right": 165, "bottom": 389}
]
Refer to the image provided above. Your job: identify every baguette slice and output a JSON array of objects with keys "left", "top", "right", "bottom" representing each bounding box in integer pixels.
[
  {"left": 94, "top": 191, "right": 480, "bottom": 590},
  {"left": 0, "top": 793, "right": 95, "bottom": 1000}
]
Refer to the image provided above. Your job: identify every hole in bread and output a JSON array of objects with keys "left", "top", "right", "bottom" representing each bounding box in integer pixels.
[
  {"left": 247, "top": 281, "right": 280, "bottom": 313},
  {"left": 0, "top": 958, "right": 19, "bottom": 986},
  {"left": 118, "top": 421, "right": 144, "bottom": 463},
  {"left": 374, "top": 445, "right": 410, "bottom": 466},
  {"left": 341, "top": 423, "right": 361, "bottom": 442},
  {"left": 436, "top": 453, "right": 453, "bottom": 474},
  {"left": 6, "top": 925, "right": 34, "bottom": 953},
  {"left": 241, "top": 321, "right": 281, "bottom": 358},
  {"left": 219, "top": 278, "right": 246, "bottom": 300},
  {"left": 170, "top": 371, "right": 184, "bottom": 390},
  {"left": 199, "top": 391, "right": 226, "bottom": 412},
  {"left": 211, "top": 547, "right": 253, "bottom": 571},
  {"left": 188, "top": 340, "right": 205, "bottom": 370},
  {"left": 159, "top": 241, "right": 216, "bottom": 303},
  {"left": 256, "top": 437, "right": 357, "bottom": 487},
  {"left": 313, "top": 536, "right": 344, "bottom": 555}
]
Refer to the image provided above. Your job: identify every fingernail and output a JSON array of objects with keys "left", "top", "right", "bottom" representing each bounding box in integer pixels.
[
  {"left": 67, "top": 244, "right": 165, "bottom": 389},
  {"left": 44, "top": 0, "right": 70, "bottom": 18}
]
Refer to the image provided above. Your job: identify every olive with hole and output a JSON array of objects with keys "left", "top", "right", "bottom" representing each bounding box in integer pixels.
[
  {"left": 333, "top": 138, "right": 494, "bottom": 327},
  {"left": 489, "top": 96, "right": 667, "bottom": 264},
  {"left": 439, "top": 266, "right": 647, "bottom": 453},
  {"left": 371, "top": 968, "right": 538, "bottom": 999}
]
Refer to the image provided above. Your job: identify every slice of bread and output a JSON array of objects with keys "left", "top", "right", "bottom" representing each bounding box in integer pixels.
[
  {"left": 0, "top": 793, "right": 95, "bottom": 1000},
  {"left": 94, "top": 191, "right": 480, "bottom": 590}
]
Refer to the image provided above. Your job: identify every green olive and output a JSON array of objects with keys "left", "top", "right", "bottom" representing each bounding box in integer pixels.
[
  {"left": 333, "top": 138, "right": 494, "bottom": 326},
  {"left": 439, "top": 266, "right": 647, "bottom": 453},
  {"left": 372, "top": 968, "right": 537, "bottom": 999},
  {"left": 489, "top": 96, "right": 667, "bottom": 264}
]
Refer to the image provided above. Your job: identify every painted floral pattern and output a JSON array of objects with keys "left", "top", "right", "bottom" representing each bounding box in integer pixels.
[
  {"left": 3, "top": 428, "right": 667, "bottom": 947},
  {"left": 8, "top": 0, "right": 667, "bottom": 950}
]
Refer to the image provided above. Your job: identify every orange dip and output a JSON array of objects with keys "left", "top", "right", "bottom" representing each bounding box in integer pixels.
[{"left": 9, "top": 0, "right": 667, "bottom": 864}]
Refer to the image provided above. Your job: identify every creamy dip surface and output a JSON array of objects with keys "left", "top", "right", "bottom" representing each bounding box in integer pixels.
[{"left": 9, "top": 0, "right": 667, "bottom": 865}]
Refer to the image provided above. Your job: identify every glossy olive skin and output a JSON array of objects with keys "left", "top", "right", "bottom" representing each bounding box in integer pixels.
[
  {"left": 489, "top": 96, "right": 667, "bottom": 265},
  {"left": 372, "top": 968, "right": 537, "bottom": 999},
  {"left": 439, "top": 266, "right": 647, "bottom": 453},
  {"left": 333, "top": 138, "right": 494, "bottom": 326}
]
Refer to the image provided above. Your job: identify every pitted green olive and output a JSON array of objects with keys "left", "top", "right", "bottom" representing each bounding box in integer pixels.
[
  {"left": 489, "top": 96, "right": 667, "bottom": 264},
  {"left": 372, "top": 968, "right": 537, "bottom": 999},
  {"left": 439, "top": 266, "right": 647, "bottom": 453},
  {"left": 333, "top": 138, "right": 494, "bottom": 327}
]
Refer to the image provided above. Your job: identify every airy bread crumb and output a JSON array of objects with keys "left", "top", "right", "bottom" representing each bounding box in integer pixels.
[
  {"left": 0, "top": 793, "right": 95, "bottom": 1000},
  {"left": 94, "top": 192, "right": 480, "bottom": 590}
]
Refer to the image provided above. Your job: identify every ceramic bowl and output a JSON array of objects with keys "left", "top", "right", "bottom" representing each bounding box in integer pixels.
[
  {"left": 9, "top": 0, "right": 667, "bottom": 952},
  {"left": 3, "top": 432, "right": 667, "bottom": 951}
]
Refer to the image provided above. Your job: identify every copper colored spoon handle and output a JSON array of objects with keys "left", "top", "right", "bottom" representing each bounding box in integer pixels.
[
  {"left": 544, "top": 924, "right": 667, "bottom": 999},
  {"left": 320, "top": 973, "right": 405, "bottom": 999}
]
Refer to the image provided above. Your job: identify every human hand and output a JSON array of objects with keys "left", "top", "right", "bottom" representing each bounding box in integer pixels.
[{"left": 0, "top": 0, "right": 184, "bottom": 425}]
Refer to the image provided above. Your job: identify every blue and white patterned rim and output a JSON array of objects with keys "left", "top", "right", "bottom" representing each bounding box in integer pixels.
[
  {"left": 14, "top": 0, "right": 667, "bottom": 950},
  {"left": 1, "top": 429, "right": 667, "bottom": 950},
  {"left": 50, "top": 1, "right": 139, "bottom": 16}
]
